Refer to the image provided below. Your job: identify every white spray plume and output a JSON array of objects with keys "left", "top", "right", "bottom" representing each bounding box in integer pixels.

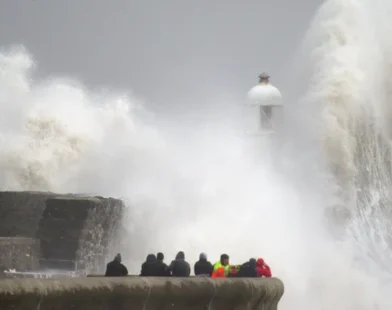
[{"left": 1, "top": 0, "right": 392, "bottom": 307}]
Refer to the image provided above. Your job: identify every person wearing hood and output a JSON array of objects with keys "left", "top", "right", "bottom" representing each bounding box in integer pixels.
[
  {"left": 168, "top": 251, "right": 190, "bottom": 277},
  {"left": 194, "top": 253, "right": 213, "bottom": 276},
  {"left": 235, "top": 258, "right": 258, "bottom": 278},
  {"left": 256, "top": 258, "right": 272, "bottom": 278},
  {"left": 105, "top": 253, "right": 128, "bottom": 277},
  {"left": 140, "top": 254, "right": 158, "bottom": 276}
]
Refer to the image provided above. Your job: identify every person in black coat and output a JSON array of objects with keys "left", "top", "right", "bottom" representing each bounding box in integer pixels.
[
  {"left": 105, "top": 253, "right": 128, "bottom": 277},
  {"left": 194, "top": 252, "right": 213, "bottom": 276},
  {"left": 140, "top": 254, "right": 158, "bottom": 276},
  {"left": 235, "top": 258, "right": 258, "bottom": 278},
  {"left": 155, "top": 252, "right": 170, "bottom": 276},
  {"left": 168, "top": 251, "right": 190, "bottom": 277}
]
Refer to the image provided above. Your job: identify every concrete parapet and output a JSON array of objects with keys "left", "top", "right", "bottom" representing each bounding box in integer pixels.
[{"left": 0, "top": 276, "right": 284, "bottom": 310}]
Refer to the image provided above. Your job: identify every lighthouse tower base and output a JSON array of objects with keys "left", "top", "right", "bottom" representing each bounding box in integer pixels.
[{"left": 241, "top": 131, "right": 278, "bottom": 167}]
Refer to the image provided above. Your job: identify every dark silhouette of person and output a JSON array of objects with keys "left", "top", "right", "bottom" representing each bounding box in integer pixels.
[
  {"left": 235, "top": 258, "right": 258, "bottom": 278},
  {"left": 194, "top": 252, "right": 213, "bottom": 276},
  {"left": 156, "top": 252, "right": 170, "bottom": 276},
  {"left": 157, "top": 252, "right": 164, "bottom": 262},
  {"left": 140, "top": 254, "right": 158, "bottom": 276},
  {"left": 168, "top": 251, "right": 190, "bottom": 277},
  {"left": 105, "top": 253, "right": 128, "bottom": 277}
]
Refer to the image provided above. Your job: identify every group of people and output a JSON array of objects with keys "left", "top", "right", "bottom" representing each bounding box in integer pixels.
[{"left": 105, "top": 251, "right": 272, "bottom": 278}]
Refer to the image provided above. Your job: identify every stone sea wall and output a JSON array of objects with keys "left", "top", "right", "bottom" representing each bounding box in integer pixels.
[{"left": 0, "top": 277, "right": 284, "bottom": 310}]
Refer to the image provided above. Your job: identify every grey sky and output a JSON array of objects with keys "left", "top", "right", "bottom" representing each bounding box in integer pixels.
[{"left": 0, "top": 0, "right": 323, "bottom": 115}]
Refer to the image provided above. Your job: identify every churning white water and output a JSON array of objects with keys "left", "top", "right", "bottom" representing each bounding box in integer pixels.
[
  {"left": 1, "top": 0, "right": 392, "bottom": 309},
  {"left": 289, "top": 0, "right": 392, "bottom": 308}
]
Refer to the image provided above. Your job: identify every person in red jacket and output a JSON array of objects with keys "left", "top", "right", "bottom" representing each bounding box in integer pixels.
[{"left": 256, "top": 258, "right": 272, "bottom": 278}]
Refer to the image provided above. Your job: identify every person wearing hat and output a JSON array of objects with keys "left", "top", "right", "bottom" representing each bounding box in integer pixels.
[
  {"left": 105, "top": 253, "right": 128, "bottom": 277},
  {"left": 194, "top": 252, "right": 213, "bottom": 276}
]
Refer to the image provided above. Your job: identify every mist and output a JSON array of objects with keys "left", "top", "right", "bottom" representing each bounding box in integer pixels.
[{"left": 2, "top": 0, "right": 392, "bottom": 309}]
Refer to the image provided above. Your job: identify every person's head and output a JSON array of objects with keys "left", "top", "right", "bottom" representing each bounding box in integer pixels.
[
  {"left": 114, "top": 253, "right": 121, "bottom": 263},
  {"left": 157, "top": 252, "right": 164, "bottom": 261},
  {"left": 258, "top": 72, "right": 270, "bottom": 84},
  {"left": 249, "top": 258, "right": 257, "bottom": 267},
  {"left": 220, "top": 254, "right": 229, "bottom": 266},
  {"left": 176, "top": 251, "right": 185, "bottom": 260},
  {"left": 146, "top": 254, "right": 156, "bottom": 262},
  {"left": 199, "top": 252, "right": 207, "bottom": 261}
]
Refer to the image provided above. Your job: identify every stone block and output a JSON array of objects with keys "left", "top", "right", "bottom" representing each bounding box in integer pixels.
[
  {"left": 0, "top": 191, "right": 54, "bottom": 237},
  {"left": 36, "top": 195, "right": 125, "bottom": 273},
  {"left": 0, "top": 237, "right": 40, "bottom": 273},
  {"left": 0, "top": 191, "right": 125, "bottom": 274}
]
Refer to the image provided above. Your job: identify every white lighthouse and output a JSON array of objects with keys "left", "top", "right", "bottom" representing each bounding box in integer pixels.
[
  {"left": 242, "top": 73, "right": 283, "bottom": 162},
  {"left": 245, "top": 72, "right": 283, "bottom": 136}
]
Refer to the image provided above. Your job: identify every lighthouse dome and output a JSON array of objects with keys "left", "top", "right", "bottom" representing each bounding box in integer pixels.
[{"left": 247, "top": 83, "right": 282, "bottom": 106}]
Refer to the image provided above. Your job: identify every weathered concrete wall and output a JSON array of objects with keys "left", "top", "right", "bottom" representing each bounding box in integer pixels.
[
  {"left": 0, "top": 277, "right": 284, "bottom": 310},
  {"left": 76, "top": 197, "right": 125, "bottom": 273},
  {"left": 0, "top": 191, "right": 54, "bottom": 237},
  {"left": 0, "top": 191, "right": 125, "bottom": 273},
  {"left": 0, "top": 238, "right": 40, "bottom": 272},
  {"left": 36, "top": 196, "right": 124, "bottom": 273}
]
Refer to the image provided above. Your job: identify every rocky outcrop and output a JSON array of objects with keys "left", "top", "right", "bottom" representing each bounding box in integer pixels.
[{"left": 0, "top": 277, "right": 285, "bottom": 310}]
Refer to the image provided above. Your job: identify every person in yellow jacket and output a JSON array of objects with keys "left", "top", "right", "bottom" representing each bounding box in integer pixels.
[{"left": 211, "top": 254, "right": 230, "bottom": 278}]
